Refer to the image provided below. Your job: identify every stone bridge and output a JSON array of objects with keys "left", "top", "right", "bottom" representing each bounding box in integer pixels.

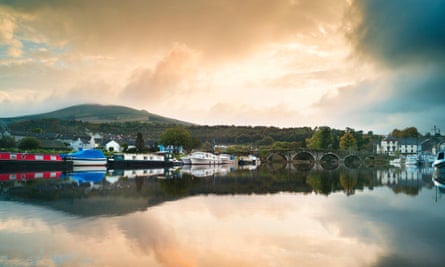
[{"left": 263, "top": 149, "right": 373, "bottom": 169}]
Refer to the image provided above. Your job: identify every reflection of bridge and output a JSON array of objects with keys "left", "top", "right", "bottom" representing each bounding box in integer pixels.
[{"left": 263, "top": 149, "right": 373, "bottom": 169}]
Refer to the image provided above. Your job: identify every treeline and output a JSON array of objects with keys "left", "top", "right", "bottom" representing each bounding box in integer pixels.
[{"left": 2, "top": 118, "right": 428, "bottom": 153}]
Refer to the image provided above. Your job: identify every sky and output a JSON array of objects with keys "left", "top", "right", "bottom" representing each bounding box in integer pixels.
[{"left": 0, "top": 0, "right": 444, "bottom": 135}]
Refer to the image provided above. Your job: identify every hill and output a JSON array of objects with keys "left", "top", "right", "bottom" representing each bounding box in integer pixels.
[{"left": 0, "top": 104, "right": 193, "bottom": 125}]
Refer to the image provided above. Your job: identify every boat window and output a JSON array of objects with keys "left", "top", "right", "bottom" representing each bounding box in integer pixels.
[
  {"left": 22, "top": 154, "right": 26, "bottom": 159},
  {"left": 132, "top": 156, "right": 136, "bottom": 160},
  {"left": 36, "top": 155, "right": 43, "bottom": 160},
  {"left": 51, "top": 156, "right": 57, "bottom": 160},
  {"left": 439, "top": 152, "right": 444, "bottom": 160},
  {"left": 144, "top": 156, "right": 148, "bottom": 160},
  {"left": 11, "top": 154, "right": 16, "bottom": 159}
]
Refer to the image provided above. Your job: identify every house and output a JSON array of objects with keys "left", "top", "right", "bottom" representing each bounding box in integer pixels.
[
  {"left": 376, "top": 136, "right": 421, "bottom": 156},
  {"left": 376, "top": 136, "right": 399, "bottom": 155},
  {"left": 398, "top": 138, "right": 419, "bottom": 154},
  {"left": 158, "top": 144, "right": 183, "bottom": 154},
  {"left": 105, "top": 140, "right": 121, "bottom": 152}
]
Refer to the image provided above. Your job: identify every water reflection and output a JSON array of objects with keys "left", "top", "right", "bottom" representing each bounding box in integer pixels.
[
  {"left": 1, "top": 165, "right": 445, "bottom": 267},
  {"left": 0, "top": 165, "right": 438, "bottom": 215}
]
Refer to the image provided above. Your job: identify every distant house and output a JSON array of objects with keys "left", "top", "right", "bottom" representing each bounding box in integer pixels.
[
  {"left": 399, "top": 138, "right": 421, "bottom": 154},
  {"left": 158, "top": 144, "right": 183, "bottom": 154},
  {"left": 376, "top": 136, "right": 399, "bottom": 155},
  {"left": 376, "top": 136, "right": 422, "bottom": 156},
  {"left": 105, "top": 140, "right": 121, "bottom": 152}
]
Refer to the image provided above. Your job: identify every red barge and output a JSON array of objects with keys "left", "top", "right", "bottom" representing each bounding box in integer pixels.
[{"left": 0, "top": 152, "right": 72, "bottom": 172}]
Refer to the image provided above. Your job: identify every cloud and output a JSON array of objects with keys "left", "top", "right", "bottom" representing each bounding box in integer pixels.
[
  {"left": 347, "top": 0, "right": 445, "bottom": 67},
  {"left": 120, "top": 44, "right": 200, "bottom": 106},
  {"left": 308, "top": 0, "right": 445, "bottom": 133},
  {"left": 0, "top": 9, "right": 23, "bottom": 57},
  {"left": 0, "top": 0, "right": 347, "bottom": 61}
]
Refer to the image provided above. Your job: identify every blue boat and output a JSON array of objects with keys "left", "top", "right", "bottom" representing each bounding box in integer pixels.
[{"left": 62, "top": 149, "right": 107, "bottom": 166}]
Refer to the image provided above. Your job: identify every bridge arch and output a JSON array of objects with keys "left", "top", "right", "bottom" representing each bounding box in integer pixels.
[
  {"left": 266, "top": 152, "right": 288, "bottom": 162},
  {"left": 293, "top": 151, "right": 316, "bottom": 162},
  {"left": 320, "top": 152, "right": 340, "bottom": 170},
  {"left": 344, "top": 154, "right": 361, "bottom": 169}
]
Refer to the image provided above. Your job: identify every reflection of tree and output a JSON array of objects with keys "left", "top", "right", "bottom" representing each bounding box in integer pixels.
[
  {"left": 158, "top": 175, "right": 194, "bottom": 197},
  {"left": 306, "top": 171, "right": 340, "bottom": 195},
  {"left": 392, "top": 186, "right": 419, "bottom": 196},
  {"left": 339, "top": 173, "right": 358, "bottom": 196},
  {"left": 135, "top": 176, "right": 144, "bottom": 192}
]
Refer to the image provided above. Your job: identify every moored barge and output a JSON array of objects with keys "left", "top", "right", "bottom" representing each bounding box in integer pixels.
[{"left": 0, "top": 152, "right": 72, "bottom": 172}]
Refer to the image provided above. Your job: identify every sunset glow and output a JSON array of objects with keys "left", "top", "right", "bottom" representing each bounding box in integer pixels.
[{"left": 1, "top": 0, "right": 444, "bottom": 133}]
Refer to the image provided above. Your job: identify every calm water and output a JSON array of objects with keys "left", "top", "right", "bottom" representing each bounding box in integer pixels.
[{"left": 1, "top": 163, "right": 445, "bottom": 267}]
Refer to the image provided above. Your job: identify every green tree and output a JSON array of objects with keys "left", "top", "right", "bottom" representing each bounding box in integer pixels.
[
  {"left": 391, "top": 127, "right": 420, "bottom": 138},
  {"left": 308, "top": 127, "right": 332, "bottom": 149},
  {"left": 256, "top": 136, "right": 274, "bottom": 146},
  {"left": 201, "top": 141, "right": 213, "bottom": 152},
  {"left": 135, "top": 132, "right": 146, "bottom": 152},
  {"left": 0, "top": 136, "right": 16, "bottom": 148},
  {"left": 339, "top": 132, "right": 358, "bottom": 151},
  {"left": 159, "top": 127, "right": 192, "bottom": 151},
  {"left": 18, "top": 137, "right": 40, "bottom": 150}
]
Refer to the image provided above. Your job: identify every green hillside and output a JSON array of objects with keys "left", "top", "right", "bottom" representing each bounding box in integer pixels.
[{"left": 1, "top": 104, "right": 193, "bottom": 125}]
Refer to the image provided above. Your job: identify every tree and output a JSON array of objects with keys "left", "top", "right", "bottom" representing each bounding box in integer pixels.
[
  {"left": 135, "top": 132, "right": 146, "bottom": 152},
  {"left": 159, "top": 127, "right": 192, "bottom": 151},
  {"left": 308, "top": 127, "right": 333, "bottom": 149},
  {"left": 391, "top": 127, "right": 420, "bottom": 138},
  {"left": 18, "top": 137, "right": 40, "bottom": 150},
  {"left": 339, "top": 132, "right": 358, "bottom": 151},
  {"left": 0, "top": 136, "right": 16, "bottom": 148},
  {"left": 256, "top": 136, "right": 274, "bottom": 146}
]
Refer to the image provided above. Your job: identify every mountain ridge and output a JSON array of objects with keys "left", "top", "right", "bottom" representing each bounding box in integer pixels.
[{"left": 0, "top": 104, "right": 193, "bottom": 126}]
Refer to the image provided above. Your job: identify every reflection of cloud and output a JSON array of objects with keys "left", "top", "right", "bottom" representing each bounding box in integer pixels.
[
  {"left": 4, "top": 189, "right": 445, "bottom": 267},
  {"left": 118, "top": 212, "right": 197, "bottom": 267}
]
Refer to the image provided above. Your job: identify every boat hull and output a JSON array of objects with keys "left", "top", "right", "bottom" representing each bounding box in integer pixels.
[
  {"left": 0, "top": 160, "right": 72, "bottom": 171},
  {"left": 433, "top": 152, "right": 445, "bottom": 168},
  {"left": 108, "top": 159, "right": 174, "bottom": 169},
  {"left": 189, "top": 158, "right": 215, "bottom": 165},
  {"left": 71, "top": 159, "right": 107, "bottom": 166},
  {"left": 433, "top": 160, "right": 445, "bottom": 168}
]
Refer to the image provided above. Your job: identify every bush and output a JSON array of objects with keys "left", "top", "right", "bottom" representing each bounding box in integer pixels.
[{"left": 18, "top": 137, "right": 41, "bottom": 150}]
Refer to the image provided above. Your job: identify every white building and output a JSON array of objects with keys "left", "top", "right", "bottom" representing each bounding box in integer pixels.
[
  {"left": 376, "top": 136, "right": 419, "bottom": 156},
  {"left": 105, "top": 140, "right": 121, "bottom": 152}
]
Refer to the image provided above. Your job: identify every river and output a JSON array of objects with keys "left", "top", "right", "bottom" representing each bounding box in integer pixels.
[{"left": 0, "top": 163, "right": 444, "bottom": 267}]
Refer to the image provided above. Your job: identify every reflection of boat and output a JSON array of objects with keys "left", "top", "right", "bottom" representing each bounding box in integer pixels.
[
  {"left": 108, "top": 168, "right": 166, "bottom": 179},
  {"left": 0, "top": 152, "right": 71, "bottom": 171},
  {"left": 433, "top": 151, "right": 445, "bottom": 168},
  {"left": 108, "top": 153, "right": 176, "bottom": 168},
  {"left": 181, "top": 165, "right": 233, "bottom": 178},
  {"left": 432, "top": 174, "right": 445, "bottom": 202},
  {"left": 62, "top": 149, "right": 107, "bottom": 166},
  {"left": 67, "top": 169, "right": 106, "bottom": 184},
  {"left": 389, "top": 157, "right": 401, "bottom": 166},
  {"left": 238, "top": 164, "right": 258, "bottom": 171},
  {"left": 0, "top": 171, "right": 63, "bottom": 181},
  {"left": 405, "top": 154, "right": 419, "bottom": 165}
]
